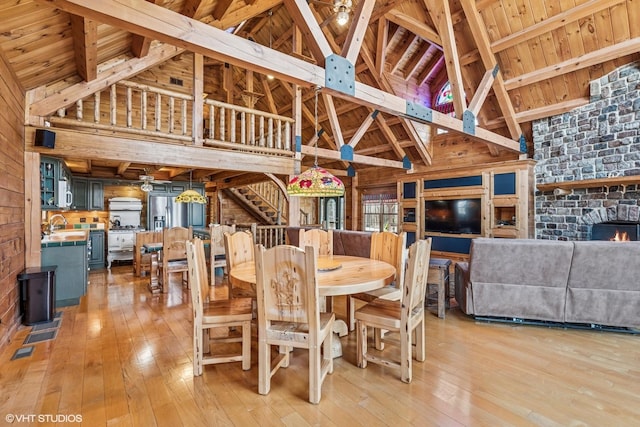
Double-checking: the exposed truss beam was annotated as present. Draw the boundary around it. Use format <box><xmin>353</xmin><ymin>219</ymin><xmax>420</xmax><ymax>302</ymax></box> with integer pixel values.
<box><xmin>29</xmin><ymin>42</ymin><xmax>183</xmax><ymax>117</ymax></box>
<box><xmin>375</xmin><ymin>18</ymin><xmax>388</xmax><ymax>76</ymax></box>
<box><xmin>340</xmin><ymin>0</ymin><xmax>375</xmax><ymax>65</ymax></box>
<box><xmin>301</xmin><ymin>145</ymin><xmax>405</xmax><ymax>169</ymax></box>
<box><xmin>41</xmin><ymin>0</ymin><xmax>521</xmax><ymax>154</ymax></box>
<box><xmin>131</xmin><ymin>0</ymin><xmax>161</xmax><ymax>58</ymax></box>
<box><xmin>423</xmin><ymin>0</ymin><xmax>466</xmax><ymax>117</ymax></box>
<box><xmin>384</xmin><ymin>10</ymin><xmax>442</xmax><ymax>47</ymax></box>
<box><xmin>69</xmin><ymin>15</ymin><xmax>97</xmax><ymax>81</ymax></box>
<box><xmin>348</xmin><ymin>110</ymin><xmax>377</xmax><ymax>149</ymax></box>
<box><xmin>460</xmin><ymin>0</ymin><xmax>522</xmax><ymax>142</ymax></box>
<box><xmin>468</xmin><ymin>67</ymin><xmax>496</xmax><ymax>116</ymax></box>
<box><xmin>322</xmin><ymin>93</ymin><xmax>345</xmax><ymax>148</ymax></box>
<box><xmin>282</xmin><ymin>0</ymin><xmax>333</xmax><ymax>64</ymax></box>
<box><xmin>504</xmin><ymin>37</ymin><xmax>640</xmax><ymax>90</ymax></box>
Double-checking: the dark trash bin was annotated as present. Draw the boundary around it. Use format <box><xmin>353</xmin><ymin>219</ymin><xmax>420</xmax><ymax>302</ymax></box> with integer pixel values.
<box><xmin>17</xmin><ymin>265</ymin><xmax>57</xmax><ymax>325</ymax></box>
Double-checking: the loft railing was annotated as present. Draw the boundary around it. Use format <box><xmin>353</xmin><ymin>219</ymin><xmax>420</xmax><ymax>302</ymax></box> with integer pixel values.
<box><xmin>45</xmin><ymin>80</ymin><xmax>294</xmax><ymax>157</ymax></box>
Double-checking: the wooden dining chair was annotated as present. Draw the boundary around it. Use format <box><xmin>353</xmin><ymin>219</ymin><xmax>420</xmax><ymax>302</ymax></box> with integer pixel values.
<box><xmin>210</xmin><ymin>224</ymin><xmax>236</xmax><ymax>282</ymax></box>
<box><xmin>298</xmin><ymin>228</ymin><xmax>333</xmax><ymax>312</ymax></box>
<box><xmin>355</xmin><ymin>238</ymin><xmax>432</xmax><ymax>383</ymax></box>
<box><xmin>186</xmin><ymin>238</ymin><xmax>252</xmax><ymax>376</ymax></box>
<box><xmin>224</xmin><ymin>230</ymin><xmax>255</xmax><ymax>298</ymax></box>
<box><xmin>347</xmin><ymin>231</ymin><xmax>407</xmax><ymax>330</ymax></box>
<box><xmin>254</xmin><ymin>244</ymin><xmax>334</xmax><ymax>404</ymax></box>
<box><xmin>298</xmin><ymin>228</ymin><xmax>333</xmax><ymax>256</ymax></box>
<box><xmin>159</xmin><ymin>226</ymin><xmax>192</xmax><ymax>293</ymax></box>
<box><xmin>134</xmin><ymin>230</ymin><xmax>163</xmax><ymax>277</ymax></box>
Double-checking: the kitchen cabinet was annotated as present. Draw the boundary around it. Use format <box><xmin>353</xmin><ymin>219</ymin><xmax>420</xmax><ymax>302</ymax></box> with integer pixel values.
<box><xmin>89</xmin><ymin>230</ymin><xmax>105</xmax><ymax>269</ymax></box>
<box><xmin>41</xmin><ymin>241</ymin><xmax>88</xmax><ymax>307</ymax></box>
<box><xmin>40</xmin><ymin>156</ymin><xmax>72</xmax><ymax>210</ymax></box>
<box><xmin>71</xmin><ymin>178</ymin><xmax>104</xmax><ymax>210</ymax></box>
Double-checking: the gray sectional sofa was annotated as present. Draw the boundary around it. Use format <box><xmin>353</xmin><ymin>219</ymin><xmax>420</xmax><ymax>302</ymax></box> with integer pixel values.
<box><xmin>455</xmin><ymin>238</ymin><xmax>640</xmax><ymax>329</ymax></box>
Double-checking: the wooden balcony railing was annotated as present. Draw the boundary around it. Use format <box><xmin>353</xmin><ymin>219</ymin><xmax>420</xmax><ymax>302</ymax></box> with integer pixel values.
<box><xmin>46</xmin><ymin>80</ymin><xmax>295</xmax><ymax>158</ymax></box>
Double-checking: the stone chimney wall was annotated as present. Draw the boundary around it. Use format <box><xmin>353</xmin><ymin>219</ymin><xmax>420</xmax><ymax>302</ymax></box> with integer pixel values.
<box><xmin>533</xmin><ymin>61</ymin><xmax>640</xmax><ymax>240</ymax></box>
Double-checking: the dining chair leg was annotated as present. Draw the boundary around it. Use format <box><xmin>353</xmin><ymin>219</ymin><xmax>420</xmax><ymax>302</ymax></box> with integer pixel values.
<box><xmin>309</xmin><ymin>345</ymin><xmax>321</xmax><ymax>404</ymax></box>
<box><xmin>242</xmin><ymin>321</ymin><xmax>251</xmax><ymax>371</ymax></box>
<box><xmin>202</xmin><ymin>328</ymin><xmax>210</xmax><ymax>354</ymax></box>
<box><xmin>324</xmin><ymin>332</ymin><xmax>334</xmax><ymax>375</ymax></box>
<box><xmin>356</xmin><ymin>320</ymin><xmax>367</xmax><ymax>368</ymax></box>
<box><xmin>193</xmin><ymin>326</ymin><xmax>203</xmax><ymax>376</ymax></box>
<box><xmin>258</xmin><ymin>339</ymin><xmax>270</xmax><ymax>395</ymax></box>
<box><xmin>401</xmin><ymin>327</ymin><xmax>411</xmax><ymax>383</ymax></box>
<box><xmin>416</xmin><ymin>318</ymin><xmax>426</xmax><ymax>362</ymax></box>
<box><xmin>374</xmin><ymin>328</ymin><xmax>384</xmax><ymax>350</ymax></box>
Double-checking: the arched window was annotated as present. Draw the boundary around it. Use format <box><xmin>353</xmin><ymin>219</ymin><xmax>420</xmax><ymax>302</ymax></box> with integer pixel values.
<box><xmin>433</xmin><ymin>81</ymin><xmax>454</xmax><ymax>134</ymax></box>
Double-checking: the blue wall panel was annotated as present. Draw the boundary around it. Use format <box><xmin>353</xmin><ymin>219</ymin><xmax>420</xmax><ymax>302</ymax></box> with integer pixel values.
<box><xmin>494</xmin><ymin>172</ymin><xmax>516</xmax><ymax>195</ymax></box>
<box><xmin>424</xmin><ymin>176</ymin><xmax>482</xmax><ymax>189</ymax></box>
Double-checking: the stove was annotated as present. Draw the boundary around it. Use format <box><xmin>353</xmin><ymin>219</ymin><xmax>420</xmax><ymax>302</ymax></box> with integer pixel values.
<box><xmin>108</xmin><ymin>197</ymin><xmax>144</xmax><ymax>268</ymax></box>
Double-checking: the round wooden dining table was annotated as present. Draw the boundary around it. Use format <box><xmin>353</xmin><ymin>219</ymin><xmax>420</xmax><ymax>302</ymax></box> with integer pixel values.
<box><xmin>228</xmin><ymin>255</ymin><xmax>396</xmax><ymax>298</ymax></box>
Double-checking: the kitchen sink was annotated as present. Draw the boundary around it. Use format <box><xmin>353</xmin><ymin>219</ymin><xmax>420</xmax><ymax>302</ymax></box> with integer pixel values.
<box><xmin>43</xmin><ymin>230</ymin><xmax>89</xmax><ymax>242</ymax></box>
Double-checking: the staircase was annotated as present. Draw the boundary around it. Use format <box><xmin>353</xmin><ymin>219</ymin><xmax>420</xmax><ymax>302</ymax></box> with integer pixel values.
<box><xmin>224</xmin><ymin>181</ymin><xmax>286</xmax><ymax>225</ymax></box>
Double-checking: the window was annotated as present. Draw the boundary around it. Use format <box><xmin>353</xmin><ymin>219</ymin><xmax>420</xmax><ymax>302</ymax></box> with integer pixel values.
<box><xmin>434</xmin><ymin>82</ymin><xmax>454</xmax><ymax>135</ymax></box>
<box><xmin>362</xmin><ymin>192</ymin><xmax>398</xmax><ymax>232</ymax></box>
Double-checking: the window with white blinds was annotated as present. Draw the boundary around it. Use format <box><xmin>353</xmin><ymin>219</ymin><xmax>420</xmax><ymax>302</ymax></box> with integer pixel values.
<box><xmin>362</xmin><ymin>192</ymin><xmax>398</xmax><ymax>232</ymax></box>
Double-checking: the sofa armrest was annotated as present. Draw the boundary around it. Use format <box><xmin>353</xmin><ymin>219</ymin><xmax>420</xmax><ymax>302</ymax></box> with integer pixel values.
<box><xmin>454</xmin><ymin>262</ymin><xmax>473</xmax><ymax>315</ymax></box>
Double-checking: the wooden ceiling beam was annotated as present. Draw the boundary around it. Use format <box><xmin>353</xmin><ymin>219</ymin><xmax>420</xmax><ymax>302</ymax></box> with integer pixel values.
<box><xmin>460</xmin><ymin>0</ymin><xmax>523</xmax><ymax>142</ymax></box>
<box><xmin>340</xmin><ymin>0</ymin><xmax>375</xmax><ymax>65</ymax></box>
<box><xmin>468</xmin><ymin>67</ymin><xmax>496</xmax><ymax>116</ymax></box>
<box><xmin>282</xmin><ymin>0</ymin><xmax>333</xmax><ymax>65</ymax></box>
<box><xmin>375</xmin><ymin>18</ymin><xmax>388</xmax><ymax>76</ymax></box>
<box><xmin>43</xmin><ymin>0</ymin><xmax>521</xmax><ymax>154</ymax></box>
<box><xmin>26</xmin><ymin>127</ymin><xmax>294</xmax><ymax>175</ymax></box>
<box><xmin>212</xmin><ymin>0</ymin><xmax>234</xmax><ymax>21</ymax></box>
<box><xmin>321</xmin><ymin>93</ymin><xmax>345</xmax><ymax>148</ymax></box>
<box><xmin>423</xmin><ymin>0</ymin><xmax>466</xmax><ymax>117</ymax></box>
<box><xmin>504</xmin><ymin>37</ymin><xmax>640</xmax><ymax>90</ymax></box>
<box><xmin>417</xmin><ymin>53</ymin><xmax>443</xmax><ymax>87</ymax></box>
<box><xmin>403</xmin><ymin>42</ymin><xmax>434</xmax><ymax>80</ymax></box>
<box><xmin>347</xmin><ymin>110</ymin><xmax>377</xmax><ymax>149</ymax></box>
<box><xmin>491</xmin><ymin>0</ymin><xmax>626</xmax><ymax>54</ymax></box>
<box><xmin>485</xmin><ymin>97</ymin><xmax>590</xmax><ymax>129</ymax></box>
<box><xmin>28</xmin><ymin>42</ymin><xmax>183</xmax><ymax>117</ymax></box>
<box><xmin>301</xmin><ymin>144</ymin><xmax>406</xmax><ymax>169</ymax></box>
<box><xmin>116</xmin><ymin>162</ymin><xmax>131</xmax><ymax>176</ymax></box>
<box><xmin>69</xmin><ymin>14</ymin><xmax>97</xmax><ymax>81</ymax></box>
<box><xmin>131</xmin><ymin>0</ymin><xmax>161</xmax><ymax>58</ymax></box>
<box><xmin>384</xmin><ymin>10</ymin><xmax>442</xmax><ymax>47</ymax></box>
<box><xmin>374</xmin><ymin>112</ymin><xmax>408</xmax><ymax>160</ymax></box>
<box><xmin>390</xmin><ymin>34</ymin><xmax>418</xmax><ymax>75</ymax></box>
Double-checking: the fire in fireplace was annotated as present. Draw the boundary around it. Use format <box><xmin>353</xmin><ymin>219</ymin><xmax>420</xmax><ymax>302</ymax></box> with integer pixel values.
<box><xmin>591</xmin><ymin>222</ymin><xmax>639</xmax><ymax>241</ymax></box>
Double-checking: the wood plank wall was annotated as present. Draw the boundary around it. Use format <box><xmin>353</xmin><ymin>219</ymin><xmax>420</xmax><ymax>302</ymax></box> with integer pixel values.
<box><xmin>0</xmin><ymin>49</ymin><xmax>25</xmax><ymax>351</ymax></box>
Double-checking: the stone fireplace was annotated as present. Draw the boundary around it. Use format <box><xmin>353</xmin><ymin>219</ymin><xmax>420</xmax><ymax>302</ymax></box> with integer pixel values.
<box><xmin>533</xmin><ymin>61</ymin><xmax>640</xmax><ymax>241</ymax></box>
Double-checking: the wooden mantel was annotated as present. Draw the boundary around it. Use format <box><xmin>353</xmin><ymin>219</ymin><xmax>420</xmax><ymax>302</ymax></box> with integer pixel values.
<box><xmin>537</xmin><ymin>175</ymin><xmax>640</xmax><ymax>192</ymax></box>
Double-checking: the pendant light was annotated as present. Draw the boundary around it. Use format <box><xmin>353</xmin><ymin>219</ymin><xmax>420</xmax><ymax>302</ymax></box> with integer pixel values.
<box><xmin>176</xmin><ymin>170</ymin><xmax>207</xmax><ymax>204</ymax></box>
<box><xmin>287</xmin><ymin>87</ymin><xmax>345</xmax><ymax>197</ymax></box>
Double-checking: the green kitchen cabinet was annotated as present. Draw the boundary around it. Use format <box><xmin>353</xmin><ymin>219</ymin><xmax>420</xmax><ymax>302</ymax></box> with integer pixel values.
<box><xmin>41</xmin><ymin>241</ymin><xmax>88</xmax><ymax>307</ymax></box>
<box><xmin>89</xmin><ymin>230</ymin><xmax>105</xmax><ymax>269</ymax></box>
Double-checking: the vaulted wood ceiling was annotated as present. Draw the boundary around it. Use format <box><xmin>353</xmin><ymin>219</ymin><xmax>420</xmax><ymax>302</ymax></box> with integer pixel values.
<box><xmin>3</xmin><ymin>0</ymin><xmax>639</xmax><ymax>183</ymax></box>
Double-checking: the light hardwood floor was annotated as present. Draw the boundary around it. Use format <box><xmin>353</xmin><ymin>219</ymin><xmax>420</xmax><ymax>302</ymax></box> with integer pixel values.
<box><xmin>1</xmin><ymin>265</ymin><xmax>639</xmax><ymax>426</ymax></box>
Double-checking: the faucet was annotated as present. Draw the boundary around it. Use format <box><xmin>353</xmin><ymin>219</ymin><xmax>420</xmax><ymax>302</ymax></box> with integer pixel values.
<box><xmin>49</xmin><ymin>213</ymin><xmax>67</xmax><ymax>234</ymax></box>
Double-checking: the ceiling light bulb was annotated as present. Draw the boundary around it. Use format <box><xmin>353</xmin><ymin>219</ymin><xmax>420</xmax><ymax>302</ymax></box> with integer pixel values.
<box><xmin>267</xmin><ymin>74</ymin><xmax>275</xmax><ymax>80</ymax></box>
<box><xmin>336</xmin><ymin>7</ymin><xmax>349</xmax><ymax>26</ymax></box>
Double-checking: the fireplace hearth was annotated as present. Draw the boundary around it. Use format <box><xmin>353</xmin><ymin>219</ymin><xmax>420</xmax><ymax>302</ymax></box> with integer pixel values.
<box><xmin>591</xmin><ymin>222</ymin><xmax>639</xmax><ymax>241</ymax></box>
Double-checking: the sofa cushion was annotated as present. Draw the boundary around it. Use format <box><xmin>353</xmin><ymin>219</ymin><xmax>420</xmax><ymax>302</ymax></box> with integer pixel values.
<box><xmin>566</xmin><ymin>241</ymin><xmax>640</xmax><ymax>328</ymax></box>
<box><xmin>469</xmin><ymin>238</ymin><xmax>574</xmax><ymax>321</ymax></box>
<box><xmin>286</xmin><ymin>227</ymin><xmax>372</xmax><ymax>258</ymax></box>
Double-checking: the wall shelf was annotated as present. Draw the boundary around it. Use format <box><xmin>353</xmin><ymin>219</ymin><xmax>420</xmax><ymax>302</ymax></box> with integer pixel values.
<box><xmin>537</xmin><ymin>176</ymin><xmax>640</xmax><ymax>192</ymax></box>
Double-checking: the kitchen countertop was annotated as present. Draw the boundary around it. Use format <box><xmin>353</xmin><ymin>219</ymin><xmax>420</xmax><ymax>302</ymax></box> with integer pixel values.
<box><xmin>41</xmin><ymin>230</ymin><xmax>89</xmax><ymax>247</ymax></box>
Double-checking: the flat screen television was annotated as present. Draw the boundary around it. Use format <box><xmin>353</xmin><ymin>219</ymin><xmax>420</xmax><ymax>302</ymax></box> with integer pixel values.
<box><xmin>424</xmin><ymin>198</ymin><xmax>482</xmax><ymax>234</ymax></box>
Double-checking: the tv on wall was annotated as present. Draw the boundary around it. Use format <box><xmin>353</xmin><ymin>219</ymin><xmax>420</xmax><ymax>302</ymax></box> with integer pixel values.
<box><xmin>424</xmin><ymin>199</ymin><xmax>482</xmax><ymax>234</ymax></box>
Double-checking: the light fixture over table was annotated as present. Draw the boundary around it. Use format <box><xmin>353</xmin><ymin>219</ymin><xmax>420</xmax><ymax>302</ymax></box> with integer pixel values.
<box><xmin>140</xmin><ymin>174</ymin><xmax>154</xmax><ymax>192</ymax></box>
<box><xmin>287</xmin><ymin>87</ymin><xmax>345</xmax><ymax>197</ymax></box>
<box><xmin>176</xmin><ymin>170</ymin><xmax>207</xmax><ymax>204</ymax></box>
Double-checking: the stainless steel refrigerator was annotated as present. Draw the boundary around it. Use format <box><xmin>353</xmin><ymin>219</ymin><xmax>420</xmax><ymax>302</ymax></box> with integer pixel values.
<box><xmin>148</xmin><ymin>195</ymin><xmax>189</xmax><ymax>230</ymax></box>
